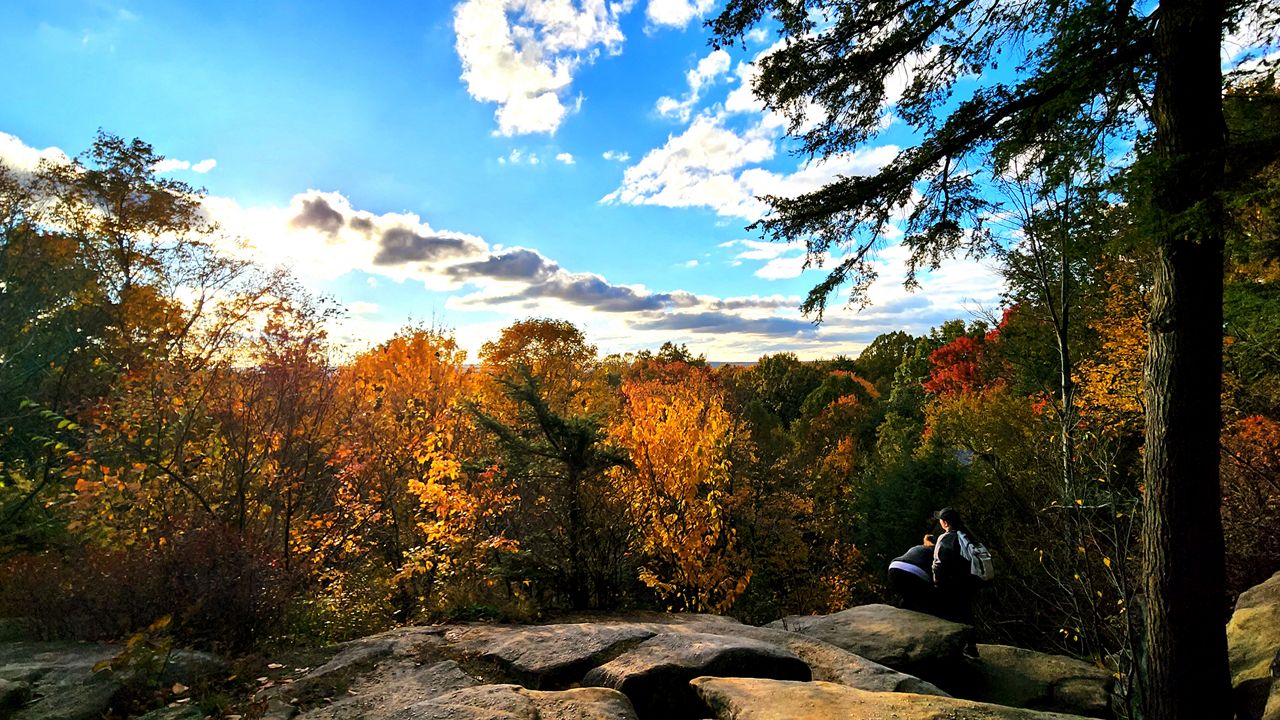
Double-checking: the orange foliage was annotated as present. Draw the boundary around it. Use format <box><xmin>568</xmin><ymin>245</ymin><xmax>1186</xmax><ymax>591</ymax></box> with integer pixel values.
<box><xmin>1076</xmin><ymin>266</ymin><xmax>1147</xmax><ymax>435</ymax></box>
<box><xmin>607</xmin><ymin>367</ymin><xmax>752</xmax><ymax>612</ymax></box>
<box><xmin>321</xmin><ymin>328</ymin><xmax>515</xmax><ymax>617</ymax></box>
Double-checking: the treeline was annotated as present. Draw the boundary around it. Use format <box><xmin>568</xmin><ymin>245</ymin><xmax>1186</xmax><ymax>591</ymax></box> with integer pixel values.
<box><xmin>1</xmin><ymin>134</ymin><xmax>1278</xmax><ymax>696</ymax></box>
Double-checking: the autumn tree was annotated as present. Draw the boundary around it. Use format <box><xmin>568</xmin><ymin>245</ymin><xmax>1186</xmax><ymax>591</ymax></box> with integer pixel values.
<box><xmin>608</xmin><ymin>366</ymin><xmax>751</xmax><ymax>612</ymax></box>
<box><xmin>0</xmin><ymin>133</ymin><xmax>283</xmax><ymax>552</ymax></box>
<box><xmin>324</xmin><ymin>327</ymin><xmax>513</xmax><ymax>623</ymax></box>
<box><xmin>709</xmin><ymin>0</ymin><xmax>1275</xmax><ymax>710</ymax></box>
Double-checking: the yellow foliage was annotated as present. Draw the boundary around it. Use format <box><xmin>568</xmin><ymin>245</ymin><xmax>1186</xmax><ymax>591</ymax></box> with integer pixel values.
<box><xmin>607</xmin><ymin>369</ymin><xmax>751</xmax><ymax>613</ymax></box>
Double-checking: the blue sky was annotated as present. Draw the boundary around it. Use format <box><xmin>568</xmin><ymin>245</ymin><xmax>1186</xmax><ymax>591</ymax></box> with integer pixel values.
<box><xmin>0</xmin><ymin>0</ymin><xmax>1012</xmax><ymax>361</ymax></box>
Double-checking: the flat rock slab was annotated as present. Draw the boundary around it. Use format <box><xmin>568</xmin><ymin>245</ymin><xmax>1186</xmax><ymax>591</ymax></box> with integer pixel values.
<box><xmin>769</xmin><ymin>604</ymin><xmax>970</xmax><ymax>680</ymax></box>
<box><xmin>692</xmin><ymin>677</ymin><xmax>1094</xmax><ymax>720</ymax></box>
<box><xmin>1230</xmin><ymin>571</ymin><xmax>1280</xmax><ymax>720</ymax></box>
<box><xmin>967</xmin><ymin>644</ymin><xmax>1112</xmax><ymax>718</ymax></box>
<box><xmin>664</xmin><ymin>621</ymin><xmax>946</xmax><ymax>697</ymax></box>
<box><xmin>0</xmin><ymin>642</ymin><xmax>121</xmax><ymax>720</ymax></box>
<box><xmin>583</xmin><ymin>631</ymin><xmax>809</xmax><ymax>719</ymax></box>
<box><xmin>387</xmin><ymin>684</ymin><xmax>637</xmax><ymax>720</ymax></box>
<box><xmin>299</xmin><ymin>660</ymin><xmax>479</xmax><ymax>720</ymax></box>
<box><xmin>286</xmin><ymin>628</ymin><xmax>445</xmax><ymax>704</ymax></box>
<box><xmin>444</xmin><ymin>624</ymin><xmax>656</xmax><ymax>689</ymax></box>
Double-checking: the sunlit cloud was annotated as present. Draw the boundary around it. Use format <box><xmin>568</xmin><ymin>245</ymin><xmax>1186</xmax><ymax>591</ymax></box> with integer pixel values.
<box><xmin>453</xmin><ymin>0</ymin><xmax>628</xmax><ymax>136</ymax></box>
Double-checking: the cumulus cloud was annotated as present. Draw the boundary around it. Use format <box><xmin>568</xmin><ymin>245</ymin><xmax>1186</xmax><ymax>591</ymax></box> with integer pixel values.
<box><xmin>601</xmin><ymin>114</ymin><xmax>776</xmax><ymax>217</ymax></box>
<box><xmin>655</xmin><ymin>48</ymin><xmax>731</xmax><ymax>122</ymax></box>
<box><xmin>602</xmin><ymin>149</ymin><xmax>631</xmax><ymax>162</ymax></box>
<box><xmin>453</xmin><ymin>0</ymin><xmax>628</xmax><ymax>136</ymax></box>
<box><xmin>605</xmin><ymin>110</ymin><xmax>897</xmax><ymax>220</ymax></box>
<box><xmin>153</xmin><ymin>157</ymin><xmax>217</xmax><ymax>174</ymax></box>
<box><xmin>555</xmin><ymin>152</ymin><xmax>575</xmax><ymax>164</ymax></box>
<box><xmin>447</xmin><ymin>248</ymin><xmax>560</xmax><ymax>281</ymax></box>
<box><xmin>289</xmin><ymin>196</ymin><xmax>345</xmax><ymax>236</ymax></box>
<box><xmin>373</xmin><ymin>227</ymin><xmax>487</xmax><ymax>266</ymax></box>
<box><xmin>645</xmin><ymin>0</ymin><xmax>716</xmax><ymax>29</ymax></box>
<box><xmin>0</xmin><ymin>132</ymin><xmax>71</xmax><ymax>173</ymax></box>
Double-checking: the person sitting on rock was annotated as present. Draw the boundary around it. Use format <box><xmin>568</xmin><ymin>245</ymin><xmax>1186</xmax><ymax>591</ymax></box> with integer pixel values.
<box><xmin>932</xmin><ymin>506</ymin><xmax>982</xmax><ymax>660</ymax></box>
<box><xmin>888</xmin><ymin>534</ymin><xmax>937</xmax><ymax>615</ymax></box>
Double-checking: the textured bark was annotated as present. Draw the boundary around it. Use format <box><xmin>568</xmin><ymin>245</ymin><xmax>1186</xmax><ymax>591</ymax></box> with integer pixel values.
<box><xmin>1141</xmin><ymin>0</ymin><xmax>1232</xmax><ymax>716</ymax></box>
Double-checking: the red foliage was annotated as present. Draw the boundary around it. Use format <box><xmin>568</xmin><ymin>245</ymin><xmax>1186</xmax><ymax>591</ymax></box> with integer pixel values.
<box><xmin>923</xmin><ymin>336</ymin><xmax>988</xmax><ymax>396</ymax></box>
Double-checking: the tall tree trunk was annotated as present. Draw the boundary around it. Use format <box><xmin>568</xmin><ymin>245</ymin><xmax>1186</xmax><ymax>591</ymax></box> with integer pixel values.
<box><xmin>1058</xmin><ymin>241</ymin><xmax>1076</xmax><ymax>497</ymax></box>
<box><xmin>1141</xmin><ymin>0</ymin><xmax>1231</xmax><ymax>716</ymax></box>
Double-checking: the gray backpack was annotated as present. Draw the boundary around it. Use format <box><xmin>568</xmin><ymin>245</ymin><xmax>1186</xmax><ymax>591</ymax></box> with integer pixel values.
<box><xmin>957</xmin><ymin>531</ymin><xmax>996</xmax><ymax>582</ymax></box>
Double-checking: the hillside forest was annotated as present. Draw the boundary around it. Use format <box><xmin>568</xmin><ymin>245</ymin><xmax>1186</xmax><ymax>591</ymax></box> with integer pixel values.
<box><xmin>1</xmin><ymin>129</ymin><xmax>1279</xmax><ymax>711</ymax></box>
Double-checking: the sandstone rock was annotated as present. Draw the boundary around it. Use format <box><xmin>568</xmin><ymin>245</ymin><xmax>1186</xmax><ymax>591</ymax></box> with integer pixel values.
<box><xmin>261</xmin><ymin>697</ymin><xmax>300</xmax><ymax>720</ymax></box>
<box><xmin>1230</xmin><ymin>570</ymin><xmax>1280</xmax><ymax>720</ymax></box>
<box><xmin>10</xmin><ymin>674</ymin><xmax>119</xmax><ymax>720</ymax></box>
<box><xmin>691</xmin><ymin>677</ymin><xmax>1094</xmax><ymax>720</ymax></box>
<box><xmin>387</xmin><ymin>684</ymin><xmax>637</xmax><ymax>720</ymax></box>
<box><xmin>161</xmin><ymin>649</ymin><xmax>228</xmax><ymax>686</ymax></box>
<box><xmin>768</xmin><ymin>604</ymin><xmax>970</xmax><ymax>682</ymax></box>
<box><xmin>133</xmin><ymin>704</ymin><xmax>206</xmax><ymax>720</ymax></box>
<box><xmin>582</xmin><ymin>631</ymin><xmax>810</xmax><ymax>719</ymax></box>
<box><xmin>287</xmin><ymin>637</ymin><xmax>399</xmax><ymax>702</ymax></box>
<box><xmin>964</xmin><ymin>644</ymin><xmax>1112</xmax><ymax>718</ymax></box>
<box><xmin>1263</xmin><ymin>649</ymin><xmax>1280</xmax><ymax>720</ymax></box>
<box><xmin>0</xmin><ymin>678</ymin><xmax>31</xmax><ymax>712</ymax></box>
<box><xmin>444</xmin><ymin>623</ymin><xmax>656</xmax><ymax>688</ymax></box>
<box><xmin>299</xmin><ymin>660</ymin><xmax>479</xmax><ymax>720</ymax></box>
<box><xmin>672</xmin><ymin>620</ymin><xmax>947</xmax><ymax>696</ymax></box>
<box><xmin>0</xmin><ymin>642</ymin><xmax>121</xmax><ymax>720</ymax></box>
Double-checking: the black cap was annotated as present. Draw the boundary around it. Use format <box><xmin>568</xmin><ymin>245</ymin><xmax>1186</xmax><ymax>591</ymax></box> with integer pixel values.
<box><xmin>934</xmin><ymin>507</ymin><xmax>961</xmax><ymax>524</ymax></box>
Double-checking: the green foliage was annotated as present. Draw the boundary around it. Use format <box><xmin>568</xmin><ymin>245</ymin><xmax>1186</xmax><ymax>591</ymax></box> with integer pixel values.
<box><xmin>738</xmin><ymin>353</ymin><xmax>824</xmax><ymax>427</ymax></box>
<box><xmin>852</xmin><ymin>450</ymin><xmax>966</xmax><ymax>569</ymax></box>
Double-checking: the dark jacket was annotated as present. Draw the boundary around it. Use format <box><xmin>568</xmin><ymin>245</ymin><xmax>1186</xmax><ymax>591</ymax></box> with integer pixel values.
<box><xmin>932</xmin><ymin>530</ymin><xmax>973</xmax><ymax>590</ymax></box>
<box><xmin>890</xmin><ymin>544</ymin><xmax>933</xmax><ymax>582</ymax></box>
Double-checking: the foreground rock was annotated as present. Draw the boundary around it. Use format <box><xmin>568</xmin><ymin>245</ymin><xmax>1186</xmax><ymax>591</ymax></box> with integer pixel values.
<box><xmin>301</xmin><ymin>660</ymin><xmax>479</xmax><ymax>720</ymax></box>
<box><xmin>583</xmin><ymin>632</ymin><xmax>810</xmax><ymax>718</ymax></box>
<box><xmin>0</xmin><ymin>642</ymin><xmax>122</xmax><ymax>720</ymax></box>
<box><xmin>1230</xmin><ymin>570</ymin><xmax>1280</xmax><ymax>720</ymax></box>
<box><xmin>691</xmin><ymin>677</ymin><xmax>1093</xmax><ymax>720</ymax></box>
<box><xmin>769</xmin><ymin>604</ymin><xmax>970</xmax><ymax>682</ymax></box>
<box><xmin>966</xmin><ymin>644</ymin><xmax>1112</xmax><ymax>718</ymax></box>
<box><xmin>387</xmin><ymin>684</ymin><xmax>637</xmax><ymax>720</ymax></box>
<box><xmin>444</xmin><ymin>623</ymin><xmax>656</xmax><ymax>689</ymax></box>
<box><xmin>716</xmin><ymin>622</ymin><xmax>946</xmax><ymax>696</ymax></box>
<box><xmin>0</xmin><ymin>641</ymin><xmax>230</xmax><ymax>720</ymax></box>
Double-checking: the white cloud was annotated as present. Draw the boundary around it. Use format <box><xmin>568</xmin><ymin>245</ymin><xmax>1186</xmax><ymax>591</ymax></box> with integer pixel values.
<box><xmin>683</xmin><ymin>259</ymin><xmax>699</xmax><ymax>268</ymax></box>
<box><xmin>153</xmin><ymin>157</ymin><xmax>217</xmax><ymax>174</ymax></box>
<box><xmin>655</xmin><ymin>48</ymin><xmax>731</xmax><ymax>122</ymax></box>
<box><xmin>602</xmin><ymin>149</ymin><xmax>631</xmax><ymax>162</ymax></box>
<box><xmin>603</xmin><ymin>110</ymin><xmax>897</xmax><ymax>220</ymax></box>
<box><xmin>347</xmin><ymin>301</ymin><xmax>380</xmax><ymax>316</ymax></box>
<box><xmin>0</xmin><ymin>132</ymin><xmax>71</xmax><ymax>172</ymax></box>
<box><xmin>555</xmin><ymin>151</ymin><xmax>575</xmax><ymax>164</ymax></box>
<box><xmin>645</xmin><ymin>0</ymin><xmax>715</xmax><ymax>29</ymax></box>
<box><xmin>499</xmin><ymin>148</ymin><xmax>542</xmax><ymax>165</ymax></box>
<box><xmin>453</xmin><ymin>0</ymin><xmax>628</xmax><ymax>136</ymax></box>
